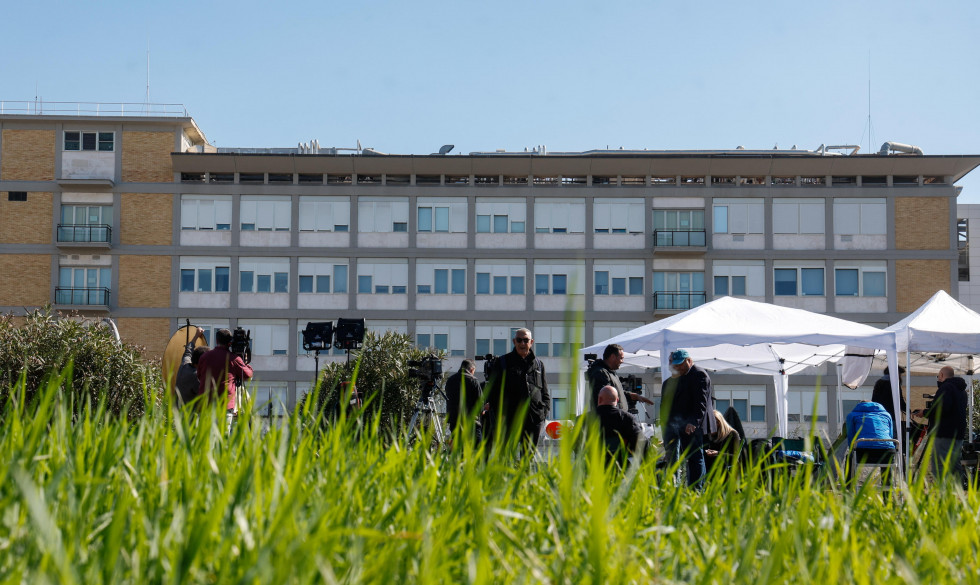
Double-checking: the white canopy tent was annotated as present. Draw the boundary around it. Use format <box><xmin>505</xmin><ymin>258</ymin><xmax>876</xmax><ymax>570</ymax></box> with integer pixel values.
<box><xmin>840</xmin><ymin>290</ymin><xmax>980</xmax><ymax>446</ymax></box>
<box><xmin>578</xmin><ymin>297</ymin><xmax>901</xmax><ymax>440</ymax></box>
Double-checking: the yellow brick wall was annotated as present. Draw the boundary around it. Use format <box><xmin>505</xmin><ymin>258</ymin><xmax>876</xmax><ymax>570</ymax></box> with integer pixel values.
<box><xmin>121</xmin><ymin>193</ymin><xmax>172</xmax><ymax>245</ymax></box>
<box><xmin>895</xmin><ymin>197</ymin><xmax>949</xmax><ymax>250</ymax></box>
<box><xmin>0</xmin><ymin>254</ymin><xmax>50</xmax><ymax>306</ymax></box>
<box><xmin>115</xmin><ymin>317</ymin><xmax>170</xmax><ymax>360</ymax></box>
<box><xmin>121</xmin><ymin>131</ymin><xmax>174</xmax><ymax>183</ymax></box>
<box><xmin>895</xmin><ymin>259</ymin><xmax>950</xmax><ymax>312</ymax></box>
<box><xmin>0</xmin><ymin>192</ymin><xmax>52</xmax><ymax>244</ymax></box>
<box><xmin>118</xmin><ymin>255</ymin><xmax>171</xmax><ymax>307</ymax></box>
<box><xmin>0</xmin><ymin>129</ymin><xmax>55</xmax><ymax>181</ymax></box>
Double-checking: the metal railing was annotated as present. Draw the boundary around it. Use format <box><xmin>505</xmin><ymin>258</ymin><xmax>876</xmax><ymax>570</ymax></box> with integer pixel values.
<box><xmin>0</xmin><ymin>101</ymin><xmax>188</xmax><ymax>117</ymax></box>
<box><xmin>653</xmin><ymin>291</ymin><xmax>706</xmax><ymax>311</ymax></box>
<box><xmin>55</xmin><ymin>287</ymin><xmax>110</xmax><ymax>306</ymax></box>
<box><xmin>653</xmin><ymin>229</ymin><xmax>707</xmax><ymax>247</ymax></box>
<box><xmin>57</xmin><ymin>224</ymin><xmax>112</xmax><ymax>243</ymax></box>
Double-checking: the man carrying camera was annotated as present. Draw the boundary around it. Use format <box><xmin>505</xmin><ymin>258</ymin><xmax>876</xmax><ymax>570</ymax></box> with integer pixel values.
<box><xmin>445</xmin><ymin>359</ymin><xmax>484</xmax><ymax>442</ymax></box>
<box><xmin>912</xmin><ymin>366</ymin><xmax>968</xmax><ymax>483</ymax></box>
<box><xmin>586</xmin><ymin>343</ymin><xmax>653</xmax><ymax>413</ymax></box>
<box><xmin>484</xmin><ymin>328</ymin><xmax>550</xmax><ymax>452</ymax></box>
<box><xmin>197</xmin><ymin>328</ymin><xmax>254</xmax><ymax>434</ymax></box>
<box><xmin>595</xmin><ymin>385</ymin><xmax>646</xmax><ymax>467</ymax></box>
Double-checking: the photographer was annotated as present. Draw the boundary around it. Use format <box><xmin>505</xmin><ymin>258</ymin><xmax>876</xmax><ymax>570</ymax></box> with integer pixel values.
<box><xmin>912</xmin><ymin>366</ymin><xmax>968</xmax><ymax>483</ymax></box>
<box><xmin>586</xmin><ymin>344</ymin><xmax>653</xmax><ymax>413</ymax></box>
<box><xmin>176</xmin><ymin>327</ymin><xmax>207</xmax><ymax>407</ymax></box>
<box><xmin>483</xmin><ymin>328</ymin><xmax>550</xmax><ymax>452</ymax></box>
<box><xmin>445</xmin><ymin>359</ymin><xmax>483</xmax><ymax>442</ymax></box>
<box><xmin>595</xmin><ymin>385</ymin><xmax>646</xmax><ymax>468</ymax></box>
<box><xmin>197</xmin><ymin>328</ymin><xmax>253</xmax><ymax>434</ymax></box>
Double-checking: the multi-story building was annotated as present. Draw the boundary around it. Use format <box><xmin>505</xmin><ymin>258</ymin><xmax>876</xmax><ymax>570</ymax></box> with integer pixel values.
<box><xmin>2</xmin><ymin>103</ymin><xmax>978</xmax><ymax>436</ymax></box>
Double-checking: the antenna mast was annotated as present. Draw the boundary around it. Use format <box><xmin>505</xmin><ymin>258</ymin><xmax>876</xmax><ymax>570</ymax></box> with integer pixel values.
<box><xmin>867</xmin><ymin>51</ymin><xmax>873</xmax><ymax>153</ymax></box>
<box><xmin>145</xmin><ymin>38</ymin><xmax>150</xmax><ymax>110</ymax></box>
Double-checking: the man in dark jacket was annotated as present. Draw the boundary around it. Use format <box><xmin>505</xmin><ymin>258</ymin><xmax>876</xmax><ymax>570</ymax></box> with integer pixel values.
<box><xmin>595</xmin><ymin>385</ymin><xmax>645</xmax><ymax>466</ymax></box>
<box><xmin>663</xmin><ymin>349</ymin><xmax>716</xmax><ymax>488</ymax></box>
<box><xmin>913</xmin><ymin>366</ymin><xmax>968</xmax><ymax>482</ymax></box>
<box><xmin>484</xmin><ymin>328</ymin><xmax>550</xmax><ymax>452</ymax></box>
<box><xmin>871</xmin><ymin>366</ymin><xmax>907</xmax><ymax>446</ymax></box>
<box><xmin>445</xmin><ymin>359</ymin><xmax>483</xmax><ymax>442</ymax></box>
<box><xmin>586</xmin><ymin>343</ymin><xmax>653</xmax><ymax>413</ymax></box>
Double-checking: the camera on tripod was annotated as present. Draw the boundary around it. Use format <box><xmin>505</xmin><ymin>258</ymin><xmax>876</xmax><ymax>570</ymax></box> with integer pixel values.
<box><xmin>620</xmin><ymin>374</ymin><xmax>643</xmax><ymax>413</ymax></box>
<box><xmin>230</xmin><ymin>327</ymin><xmax>252</xmax><ymax>364</ymax></box>
<box><xmin>408</xmin><ymin>355</ymin><xmax>444</xmax><ymax>385</ymax></box>
<box><xmin>584</xmin><ymin>353</ymin><xmax>598</xmax><ymax>366</ymax></box>
<box><xmin>922</xmin><ymin>393</ymin><xmax>935</xmax><ymax>412</ymax></box>
<box><xmin>475</xmin><ymin>353</ymin><xmax>498</xmax><ymax>383</ymax></box>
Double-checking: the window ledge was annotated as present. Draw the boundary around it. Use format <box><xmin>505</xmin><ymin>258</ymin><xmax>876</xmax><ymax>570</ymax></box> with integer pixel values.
<box><xmin>56</xmin><ymin>178</ymin><xmax>115</xmax><ymax>188</ymax></box>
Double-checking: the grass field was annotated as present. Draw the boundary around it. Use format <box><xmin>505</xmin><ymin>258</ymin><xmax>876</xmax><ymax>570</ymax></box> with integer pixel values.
<box><xmin>1</xmin><ymin>373</ymin><xmax>978</xmax><ymax>585</ymax></box>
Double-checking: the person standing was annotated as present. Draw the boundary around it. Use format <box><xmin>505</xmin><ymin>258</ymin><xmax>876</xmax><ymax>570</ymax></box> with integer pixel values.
<box><xmin>175</xmin><ymin>328</ymin><xmax>207</xmax><ymax>407</ymax></box>
<box><xmin>484</xmin><ymin>328</ymin><xmax>550</xmax><ymax>452</ymax></box>
<box><xmin>586</xmin><ymin>343</ymin><xmax>653</xmax><ymax>412</ymax></box>
<box><xmin>871</xmin><ymin>366</ymin><xmax>907</xmax><ymax>450</ymax></box>
<box><xmin>445</xmin><ymin>359</ymin><xmax>484</xmax><ymax>442</ymax></box>
<box><xmin>197</xmin><ymin>328</ymin><xmax>254</xmax><ymax>434</ymax></box>
<box><xmin>913</xmin><ymin>366</ymin><xmax>968</xmax><ymax>483</ymax></box>
<box><xmin>662</xmin><ymin>349</ymin><xmax>716</xmax><ymax>488</ymax></box>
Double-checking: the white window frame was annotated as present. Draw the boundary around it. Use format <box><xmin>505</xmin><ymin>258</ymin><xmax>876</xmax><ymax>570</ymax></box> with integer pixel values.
<box><xmin>179</xmin><ymin>257</ymin><xmax>231</xmax><ymax>293</ymax></box>
<box><xmin>773</xmin><ymin>198</ymin><xmax>825</xmax><ymax>234</ymax></box>
<box><xmin>712</xmin><ymin>198</ymin><xmax>764</xmax><ymax>234</ymax></box>
<box><xmin>833</xmin><ymin>198</ymin><xmax>887</xmax><ymax>236</ymax></box>
<box><xmin>594</xmin><ymin>199</ymin><xmax>644</xmax><ymax>234</ymax></box>
<box><xmin>476</xmin><ymin>198</ymin><xmax>526</xmax><ymax>233</ymax></box>
<box><xmin>833</xmin><ymin>261</ymin><xmax>887</xmax><ymax>297</ymax></box>
<box><xmin>475</xmin><ymin>324</ymin><xmax>524</xmax><ymax>357</ymax></box>
<box><xmin>773</xmin><ymin>262</ymin><xmax>825</xmax><ymax>297</ymax></box>
<box><xmin>416</xmin><ymin>197</ymin><xmax>467</xmax><ymax>233</ymax></box>
<box><xmin>534</xmin><ymin>198</ymin><xmax>586</xmax><ymax>234</ymax></box>
<box><xmin>239</xmin><ymin>258</ymin><xmax>290</xmax><ymax>294</ymax></box>
<box><xmin>712</xmin><ymin>260</ymin><xmax>765</xmax><ymax>298</ymax></box>
<box><xmin>415</xmin><ymin>321</ymin><xmax>467</xmax><ymax>357</ymax></box>
<box><xmin>298</xmin><ymin>196</ymin><xmax>351</xmax><ymax>232</ymax></box>
<box><xmin>358</xmin><ymin>197</ymin><xmax>409</xmax><ymax>233</ymax></box>
<box><xmin>416</xmin><ymin>260</ymin><xmax>467</xmax><ymax>295</ymax></box>
<box><xmin>593</xmin><ymin>262</ymin><xmax>644</xmax><ymax>296</ymax></box>
<box><xmin>252</xmin><ymin>381</ymin><xmax>289</xmax><ymax>417</ymax></box>
<box><xmin>240</xmin><ymin>196</ymin><xmax>291</xmax><ymax>232</ymax></box>
<box><xmin>475</xmin><ymin>260</ymin><xmax>525</xmax><ymax>296</ymax></box>
<box><xmin>532</xmin><ymin>323</ymin><xmax>580</xmax><ymax>358</ymax></box>
<box><xmin>533</xmin><ymin>262</ymin><xmax>585</xmax><ymax>295</ymax></box>
<box><xmin>357</xmin><ymin>260</ymin><xmax>409</xmax><ymax>294</ymax></box>
<box><xmin>64</xmin><ymin>130</ymin><xmax>114</xmax><ymax>152</ymax></box>
<box><xmin>239</xmin><ymin>320</ymin><xmax>290</xmax><ymax>357</ymax></box>
<box><xmin>297</xmin><ymin>258</ymin><xmax>348</xmax><ymax>294</ymax></box>
<box><xmin>181</xmin><ymin>196</ymin><xmax>233</xmax><ymax>231</ymax></box>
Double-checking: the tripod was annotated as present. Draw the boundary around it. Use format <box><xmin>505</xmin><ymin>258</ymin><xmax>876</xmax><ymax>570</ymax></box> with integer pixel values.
<box><xmin>407</xmin><ymin>380</ymin><xmax>446</xmax><ymax>448</ymax></box>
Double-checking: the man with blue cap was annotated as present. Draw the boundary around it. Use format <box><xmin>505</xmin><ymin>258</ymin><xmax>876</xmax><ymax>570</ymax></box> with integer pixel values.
<box><xmin>663</xmin><ymin>349</ymin><xmax>716</xmax><ymax>488</ymax></box>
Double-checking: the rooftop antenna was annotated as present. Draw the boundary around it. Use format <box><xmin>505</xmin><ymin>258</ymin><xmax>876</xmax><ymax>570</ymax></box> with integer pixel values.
<box><xmin>145</xmin><ymin>37</ymin><xmax>150</xmax><ymax>111</ymax></box>
<box><xmin>866</xmin><ymin>51</ymin><xmax>874</xmax><ymax>153</ymax></box>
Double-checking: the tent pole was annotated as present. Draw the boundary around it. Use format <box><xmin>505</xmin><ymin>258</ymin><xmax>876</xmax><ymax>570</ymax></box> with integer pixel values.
<box><xmin>905</xmin><ymin>351</ymin><xmax>912</xmax><ymax>472</ymax></box>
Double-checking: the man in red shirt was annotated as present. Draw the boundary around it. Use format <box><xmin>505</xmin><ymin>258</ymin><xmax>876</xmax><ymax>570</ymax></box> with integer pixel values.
<box><xmin>197</xmin><ymin>328</ymin><xmax>253</xmax><ymax>434</ymax></box>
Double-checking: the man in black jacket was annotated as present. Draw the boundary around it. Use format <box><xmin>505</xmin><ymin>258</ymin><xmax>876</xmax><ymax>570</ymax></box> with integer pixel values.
<box><xmin>913</xmin><ymin>366</ymin><xmax>968</xmax><ymax>483</ymax></box>
<box><xmin>445</xmin><ymin>359</ymin><xmax>483</xmax><ymax>442</ymax></box>
<box><xmin>663</xmin><ymin>349</ymin><xmax>716</xmax><ymax>488</ymax></box>
<box><xmin>484</xmin><ymin>328</ymin><xmax>550</xmax><ymax>452</ymax></box>
<box><xmin>595</xmin><ymin>385</ymin><xmax>645</xmax><ymax>466</ymax></box>
<box><xmin>871</xmin><ymin>366</ymin><xmax>907</xmax><ymax>447</ymax></box>
<box><xmin>586</xmin><ymin>343</ymin><xmax>653</xmax><ymax>413</ymax></box>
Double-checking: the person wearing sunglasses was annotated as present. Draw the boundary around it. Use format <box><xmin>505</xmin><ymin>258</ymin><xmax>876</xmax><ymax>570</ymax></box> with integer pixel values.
<box><xmin>483</xmin><ymin>328</ymin><xmax>550</xmax><ymax>453</ymax></box>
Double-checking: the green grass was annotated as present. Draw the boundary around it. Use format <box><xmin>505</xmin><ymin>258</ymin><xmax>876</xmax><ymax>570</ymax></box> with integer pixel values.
<box><xmin>1</xmin><ymin>373</ymin><xmax>979</xmax><ymax>584</ymax></box>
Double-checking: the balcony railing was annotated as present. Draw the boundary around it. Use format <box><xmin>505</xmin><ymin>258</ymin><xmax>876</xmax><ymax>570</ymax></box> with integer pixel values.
<box><xmin>57</xmin><ymin>224</ymin><xmax>112</xmax><ymax>244</ymax></box>
<box><xmin>55</xmin><ymin>287</ymin><xmax>110</xmax><ymax>307</ymax></box>
<box><xmin>654</xmin><ymin>291</ymin><xmax>706</xmax><ymax>311</ymax></box>
<box><xmin>653</xmin><ymin>229</ymin><xmax>706</xmax><ymax>247</ymax></box>
<box><xmin>0</xmin><ymin>101</ymin><xmax>188</xmax><ymax>117</ymax></box>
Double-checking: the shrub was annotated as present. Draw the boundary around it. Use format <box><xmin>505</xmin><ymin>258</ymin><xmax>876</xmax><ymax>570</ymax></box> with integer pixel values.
<box><xmin>303</xmin><ymin>330</ymin><xmax>447</xmax><ymax>433</ymax></box>
<box><xmin>0</xmin><ymin>308</ymin><xmax>161</xmax><ymax>420</ymax></box>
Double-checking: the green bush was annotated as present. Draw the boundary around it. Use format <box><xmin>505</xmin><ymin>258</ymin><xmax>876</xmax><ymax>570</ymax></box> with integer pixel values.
<box><xmin>304</xmin><ymin>330</ymin><xmax>447</xmax><ymax>433</ymax></box>
<box><xmin>0</xmin><ymin>308</ymin><xmax>161</xmax><ymax>420</ymax></box>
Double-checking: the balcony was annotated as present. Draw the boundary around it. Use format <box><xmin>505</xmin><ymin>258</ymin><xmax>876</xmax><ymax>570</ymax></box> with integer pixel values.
<box><xmin>654</xmin><ymin>291</ymin><xmax>706</xmax><ymax>312</ymax></box>
<box><xmin>55</xmin><ymin>287</ymin><xmax>110</xmax><ymax>308</ymax></box>
<box><xmin>653</xmin><ymin>229</ymin><xmax>707</xmax><ymax>248</ymax></box>
<box><xmin>57</xmin><ymin>224</ymin><xmax>112</xmax><ymax>246</ymax></box>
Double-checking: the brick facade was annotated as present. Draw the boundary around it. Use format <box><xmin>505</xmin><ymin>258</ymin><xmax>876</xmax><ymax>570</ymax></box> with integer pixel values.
<box><xmin>118</xmin><ymin>255</ymin><xmax>171</xmax><ymax>307</ymax></box>
<box><xmin>0</xmin><ymin>254</ymin><xmax>51</xmax><ymax>306</ymax></box>
<box><xmin>895</xmin><ymin>259</ymin><xmax>950</xmax><ymax>312</ymax></box>
<box><xmin>121</xmin><ymin>131</ymin><xmax>174</xmax><ymax>183</ymax></box>
<box><xmin>121</xmin><ymin>193</ymin><xmax>172</xmax><ymax>245</ymax></box>
<box><xmin>1</xmin><ymin>129</ymin><xmax>55</xmax><ymax>181</ymax></box>
<box><xmin>0</xmin><ymin>192</ymin><xmax>52</xmax><ymax>244</ymax></box>
<box><xmin>115</xmin><ymin>317</ymin><xmax>170</xmax><ymax>359</ymax></box>
<box><xmin>895</xmin><ymin>196</ymin><xmax>950</xmax><ymax>250</ymax></box>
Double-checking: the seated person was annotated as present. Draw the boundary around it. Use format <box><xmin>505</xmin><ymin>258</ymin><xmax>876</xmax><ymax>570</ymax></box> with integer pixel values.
<box><xmin>704</xmin><ymin>409</ymin><xmax>741</xmax><ymax>473</ymax></box>
<box><xmin>845</xmin><ymin>400</ymin><xmax>896</xmax><ymax>465</ymax></box>
<box><xmin>594</xmin><ymin>385</ymin><xmax>646</xmax><ymax>466</ymax></box>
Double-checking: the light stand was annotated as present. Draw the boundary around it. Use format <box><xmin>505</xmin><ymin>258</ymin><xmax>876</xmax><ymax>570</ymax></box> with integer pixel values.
<box><xmin>334</xmin><ymin>318</ymin><xmax>366</xmax><ymax>368</ymax></box>
<box><xmin>302</xmin><ymin>321</ymin><xmax>335</xmax><ymax>389</ymax></box>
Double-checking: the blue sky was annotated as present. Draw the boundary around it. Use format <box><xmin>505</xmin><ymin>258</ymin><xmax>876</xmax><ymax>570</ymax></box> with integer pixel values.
<box><xmin>3</xmin><ymin>1</ymin><xmax>979</xmax><ymax>199</ymax></box>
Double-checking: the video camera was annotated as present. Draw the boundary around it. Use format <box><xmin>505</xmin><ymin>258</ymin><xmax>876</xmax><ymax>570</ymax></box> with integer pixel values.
<box><xmin>230</xmin><ymin>327</ymin><xmax>252</xmax><ymax>364</ymax></box>
<box><xmin>408</xmin><ymin>355</ymin><xmax>443</xmax><ymax>385</ymax></box>
<box><xmin>922</xmin><ymin>393</ymin><xmax>935</xmax><ymax>413</ymax></box>
<box><xmin>620</xmin><ymin>374</ymin><xmax>643</xmax><ymax>413</ymax></box>
<box><xmin>475</xmin><ymin>353</ymin><xmax>498</xmax><ymax>383</ymax></box>
<box><xmin>584</xmin><ymin>353</ymin><xmax>598</xmax><ymax>367</ymax></box>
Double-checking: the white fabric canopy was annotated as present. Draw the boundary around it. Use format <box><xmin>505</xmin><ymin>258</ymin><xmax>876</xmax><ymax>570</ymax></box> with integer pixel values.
<box><xmin>578</xmin><ymin>296</ymin><xmax>900</xmax><ymax>438</ymax></box>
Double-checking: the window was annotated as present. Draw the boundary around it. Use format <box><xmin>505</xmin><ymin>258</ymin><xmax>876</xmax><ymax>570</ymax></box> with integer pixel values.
<box><xmin>298</xmin><ymin>197</ymin><xmax>351</xmax><ymax>232</ymax></box>
<box><xmin>181</xmin><ymin>196</ymin><xmax>232</xmax><ymax>231</ymax></box>
<box><xmin>239</xmin><ymin>321</ymin><xmax>289</xmax><ymax>357</ymax></box>
<box><xmin>594</xmin><ymin>200</ymin><xmax>644</xmax><ymax>234</ymax></box>
<box><xmin>416</xmin><ymin>322</ymin><xmax>466</xmax><ymax>356</ymax></box>
<box><xmin>241</xmin><ymin>197</ymin><xmax>291</xmax><ymax>231</ymax></box>
<box><xmin>475</xmin><ymin>324</ymin><xmax>523</xmax><ymax>357</ymax></box>
<box><xmin>714</xmin><ymin>275</ymin><xmax>746</xmax><ymax>296</ymax></box>
<box><xmin>239</xmin><ymin>259</ymin><xmax>290</xmax><ymax>293</ymax></box>
<box><xmin>534</xmin><ymin>199</ymin><xmax>585</xmax><ymax>234</ymax></box>
<box><xmin>833</xmin><ymin>198</ymin><xmax>886</xmax><ymax>235</ymax></box>
<box><xmin>298</xmin><ymin>260</ymin><xmax>347</xmax><ymax>294</ymax></box>
<box><xmin>774</xmin><ymin>267</ymin><xmax>824</xmax><ymax>296</ymax></box>
<box><xmin>653</xmin><ymin>272</ymin><xmax>705</xmax><ymax>309</ymax></box>
<box><xmin>834</xmin><ymin>264</ymin><xmax>886</xmax><ymax>297</ymax></box>
<box><xmin>653</xmin><ymin>209</ymin><xmax>706</xmax><ymax>245</ymax></box>
<box><xmin>417</xmin><ymin>262</ymin><xmax>466</xmax><ymax>295</ymax></box>
<box><xmin>535</xmin><ymin>274</ymin><xmax>568</xmax><ymax>295</ymax></box>
<box><xmin>772</xmin><ymin>198</ymin><xmax>825</xmax><ymax>234</ymax></box>
<box><xmin>476</xmin><ymin>198</ymin><xmax>526</xmax><ymax>233</ymax></box>
<box><xmin>712</xmin><ymin>260</ymin><xmax>764</xmax><ymax>298</ymax></box>
<box><xmin>533</xmin><ymin>323</ymin><xmax>580</xmax><ymax>358</ymax></box>
<box><xmin>712</xmin><ymin>199</ymin><xmax>764</xmax><ymax>234</ymax></box>
<box><xmin>7</xmin><ymin>192</ymin><xmax>27</xmax><ymax>202</ymax></box>
<box><xmin>416</xmin><ymin>198</ymin><xmax>466</xmax><ymax>233</ymax></box>
<box><xmin>959</xmin><ymin>218</ymin><xmax>970</xmax><ymax>282</ymax></box>
<box><xmin>358</xmin><ymin>198</ymin><xmax>409</xmax><ymax>233</ymax></box>
<box><xmin>58</xmin><ymin>205</ymin><xmax>112</xmax><ymax>242</ymax></box>
<box><xmin>475</xmin><ymin>261</ymin><xmax>525</xmax><ymax>295</ymax></box>
<box><xmin>357</xmin><ymin>261</ymin><xmax>408</xmax><ymax>294</ymax></box>
<box><xmin>253</xmin><ymin>382</ymin><xmax>289</xmax><ymax>417</ymax></box>
<box><xmin>594</xmin><ymin>263</ymin><xmax>644</xmax><ymax>296</ymax></box>
<box><xmin>64</xmin><ymin>131</ymin><xmax>113</xmax><ymax>152</ymax></box>
<box><xmin>179</xmin><ymin>258</ymin><xmax>230</xmax><ymax>293</ymax></box>
<box><xmin>56</xmin><ymin>266</ymin><xmax>111</xmax><ymax>305</ymax></box>
<box><xmin>533</xmin><ymin>262</ymin><xmax>585</xmax><ymax>296</ymax></box>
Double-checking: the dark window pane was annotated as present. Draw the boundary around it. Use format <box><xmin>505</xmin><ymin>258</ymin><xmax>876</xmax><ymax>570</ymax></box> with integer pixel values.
<box><xmin>240</xmin><ymin>271</ymin><xmax>254</xmax><ymax>292</ymax></box>
<box><xmin>476</xmin><ymin>273</ymin><xmax>490</xmax><ymax>294</ymax></box>
<box><xmin>316</xmin><ymin>275</ymin><xmax>331</xmax><ymax>293</ymax></box>
<box><xmin>299</xmin><ymin>275</ymin><xmax>314</xmax><ymax>293</ymax></box>
<box><xmin>274</xmin><ymin>272</ymin><xmax>288</xmax><ymax>293</ymax></box>
<box><xmin>257</xmin><ymin>274</ymin><xmax>272</xmax><ymax>293</ymax></box>
<box><xmin>535</xmin><ymin>274</ymin><xmax>549</xmax><ymax>294</ymax></box>
<box><xmin>434</xmin><ymin>269</ymin><xmax>448</xmax><ymax>294</ymax></box>
<box><xmin>82</xmin><ymin>132</ymin><xmax>97</xmax><ymax>151</ymax></box>
<box><xmin>215</xmin><ymin>267</ymin><xmax>230</xmax><ymax>292</ymax></box>
<box><xmin>552</xmin><ymin>274</ymin><xmax>567</xmax><ymax>295</ymax></box>
<box><xmin>451</xmin><ymin>269</ymin><xmax>465</xmax><ymax>294</ymax></box>
<box><xmin>180</xmin><ymin>269</ymin><xmax>195</xmax><ymax>292</ymax></box>
<box><xmin>774</xmin><ymin>269</ymin><xmax>796</xmax><ymax>296</ymax></box>
<box><xmin>493</xmin><ymin>276</ymin><xmax>507</xmax><ymax>295</ymax></box>
<box><xmin>612</xmin><ymin>278</ymin><xmax>626</xmax><ymax>295</ymax></box>
<box><xmin>511</xmin><ymin>276</ymin><xmax>524</xmax><ymax>295</ymax></box>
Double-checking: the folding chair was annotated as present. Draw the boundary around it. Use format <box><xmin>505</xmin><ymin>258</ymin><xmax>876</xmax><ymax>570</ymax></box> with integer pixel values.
<box><xmin>847</xmin><ymin>438</ymin><xmax>904</xmax><ymax>488</ymax></box>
